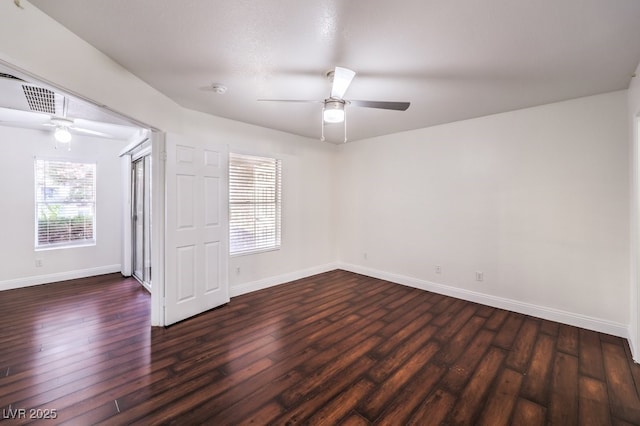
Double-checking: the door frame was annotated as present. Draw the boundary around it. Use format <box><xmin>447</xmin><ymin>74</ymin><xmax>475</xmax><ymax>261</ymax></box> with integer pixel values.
<box><xmin>150</xmin><ymin>131</ymin><xmax>166</xmax><ymax>326</ymax></box>
<box><xmin>120</xmin><ymin>132</ymin><xmax>165</xmax><ymax>326</ymax></box>
<box><xmin>632</xmin><ymin>115</ymin><xmax>640</xmax><ymax>362</ymax></box>
<box><xmin>121</xmin><ymin>138</ymin><xmax>151</xmax><ymax>281</ymax></box>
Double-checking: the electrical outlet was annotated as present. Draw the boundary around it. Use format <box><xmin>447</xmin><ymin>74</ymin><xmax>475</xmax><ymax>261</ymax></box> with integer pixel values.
<box><xmin>435</xmin><ymin>265</ymin><xmax>442</xmax><ymax>274</ymax></box>
<box><xmin>35</xmin><ymin>259</ymin><xmax>43</xmax><ymax>268</ymax></box>
<box><xmin>363</xmin><ymin>252</ymin><xmax>368</xmax><ymax>260</ymax></box>
<box><xmin>475</xmin><ymin>271</ymin><xmax>484</xmax><ymax>282</ymax></box>
<box><xmin>236</xmin><ymin>267</ymin><xmax>240</xmax><ymax>275</ymax></box>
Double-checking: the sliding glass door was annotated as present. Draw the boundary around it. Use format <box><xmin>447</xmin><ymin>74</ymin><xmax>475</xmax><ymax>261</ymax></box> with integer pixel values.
<box><xmin>132</xmin><ymin>155</ymin><xmax>152</xmax><ymax>288</ymax></box>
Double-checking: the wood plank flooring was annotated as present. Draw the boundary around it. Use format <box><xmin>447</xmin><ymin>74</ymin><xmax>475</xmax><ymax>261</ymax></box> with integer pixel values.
<box><xmin>1</xmin><ymin>269</ymin><xmax>640</xmax><ymax>425</ymax></box>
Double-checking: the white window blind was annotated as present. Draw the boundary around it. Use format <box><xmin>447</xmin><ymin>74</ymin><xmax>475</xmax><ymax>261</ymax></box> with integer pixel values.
<box><xmin>229</xmin><ymin>153</ymin><xmax>281</xmax><ymax>255</ymax></box>
<box><xmin>35</xmin><ymin>159</ymin><xmax>96</xmax><ymax>248</ymax></box>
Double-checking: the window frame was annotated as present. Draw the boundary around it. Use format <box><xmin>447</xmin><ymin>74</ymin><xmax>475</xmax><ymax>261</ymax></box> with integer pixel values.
<box><xmin>34</xmin><ymin>157</ymin><xmax>97</xmax><ymax>251</ymax></box>
<box><xmin>228</xmin><ymin>152</ymin><xmax>282</xmax><ymax>257</ymax></box>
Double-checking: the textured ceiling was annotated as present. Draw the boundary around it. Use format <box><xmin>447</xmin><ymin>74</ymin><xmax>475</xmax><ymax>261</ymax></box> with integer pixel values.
<box><xmin>29</xmin><ymin>0</ymin><xmax>640</xmax><ymax>143</ymax></box>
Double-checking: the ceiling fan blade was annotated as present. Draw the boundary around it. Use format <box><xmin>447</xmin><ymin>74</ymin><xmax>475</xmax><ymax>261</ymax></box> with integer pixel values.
<box><xmin>70</xmin><ymin>126</ymin><xmax>111</xmax><ymax>137</ymax></box>
<box><xmin>72</xmin><ymin>118</ymin><xmax>140</xmax><ymax>139</ymax></box>
<box><xmin>0</xmin><ymin>106</ymin><xmax>51</xmax><ymax>124</ymax></box>
<box><xmin>0</xmin><ymin>121</ymin><xmax>50</xmax><ymax>132</ymax></box>
<box><xmin>349</xmin><ymin>100</ymin><xmax>410</xmax><ymax>111</ymax></box>
<box><xmin>331</xmin><ymin>67</ymin><xmax>356</xmax><ymax>99</ymax></box>
<box><xmin>258</xmin><ymin>99</ymin><xmax>323</xmax><ymax>103</ymax></box>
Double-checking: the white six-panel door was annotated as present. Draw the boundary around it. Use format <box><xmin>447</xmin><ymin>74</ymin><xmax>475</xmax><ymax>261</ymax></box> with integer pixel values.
<box><xmin>164</xmin><ymin>134</ymin><xmax>229</xmax><ymax>325</ymax></box>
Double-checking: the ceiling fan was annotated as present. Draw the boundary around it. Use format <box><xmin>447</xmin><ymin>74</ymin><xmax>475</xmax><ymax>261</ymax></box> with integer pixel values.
<box><xmin>0</xmin><ymin>105</ymin><xmax>112</xmax><ymax>150</ymax></box>
<box><xmin>258</xmin><ymin>67</ymin><xmax>410</xmax><ymax>142</ymax></box>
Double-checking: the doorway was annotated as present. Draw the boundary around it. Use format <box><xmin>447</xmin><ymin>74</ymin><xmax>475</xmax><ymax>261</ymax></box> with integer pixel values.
<box><xmin>132</xmin><ymin>153</ymin><xmax>152</xmax><ymax>291</ymax></box>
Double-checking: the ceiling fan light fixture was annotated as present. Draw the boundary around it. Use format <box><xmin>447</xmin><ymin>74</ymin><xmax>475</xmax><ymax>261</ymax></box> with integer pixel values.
<box><xmin>54</xmin><ymin>126</ymin><xmax>72</xmax><ymax>143</ymax></box>
<box><xmin>323</xmin><ymin>100</ymin><xmax>345</xmax><ymax>123</ymax></box>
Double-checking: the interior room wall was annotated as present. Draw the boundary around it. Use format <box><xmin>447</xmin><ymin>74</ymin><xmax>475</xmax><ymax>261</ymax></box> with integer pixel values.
<box><xmin>0</xmin><ymin>1</ymin><xmax>339</xmax><ymax>295</ymax></box>
<box><xmin>180</xmin><ymin>109</ymin><xmax>338</xmax><ymax>295</ymax></box>
<box><xmin>0</xmin><ymin>126</ymin><xmax>128</xmax><ymax>290</ymax></box>
<box><xmin>628</xmin><ymin>64</ymin><xmax>640</xmax><ymax>360</ymax></box>
<box><xmin>337</xmin><ymin>91</ymin><xmax>631</xmax><ymax>336</ymax></box>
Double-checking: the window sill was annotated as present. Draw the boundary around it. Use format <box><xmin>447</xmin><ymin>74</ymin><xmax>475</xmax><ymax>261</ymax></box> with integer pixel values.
<box><xmin>35</xmin><ymin>241</ymin><xmax>96</xmax><ymax>252</ymax></box>
<box><xmin>230</xmin><ymin>246</ymin><xmax>281</xmax><ymax>258</ymax></box>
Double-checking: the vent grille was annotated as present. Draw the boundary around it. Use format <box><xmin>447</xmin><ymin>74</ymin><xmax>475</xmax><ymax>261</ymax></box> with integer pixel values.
<box><xmin>0</xmin><ymin>73</ymin><xmax>23</xmax><ymax>81</ymax></box>
<box><xmin>22</xmin><ymin>85</ymin><xmax>56</xmax><ymax>114</ymax></box>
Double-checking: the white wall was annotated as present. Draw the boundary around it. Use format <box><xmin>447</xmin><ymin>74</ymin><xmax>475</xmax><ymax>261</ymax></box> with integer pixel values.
<box><xmin>0</xmin><ymin>1</ymin><xmax>338</xmax><ymax>295</ymax></box>
<box><xmin>338</xmin><ymin>91</ymin><xmax>630</xmax><ymax>335</ymax></box>
<box><xmin>179</xmin><ymin>109</ymin><xmax>338</xmax><ymax>295</ymax></box>
<box><xmin>628</xmin><ymin>64</ymin><xmax>640</xmax><ymax>360</ymax></box>
<box><xmin>0</xmin><ymin>126</ymin><xmax>128</xmax><ymax>289</ymax></box>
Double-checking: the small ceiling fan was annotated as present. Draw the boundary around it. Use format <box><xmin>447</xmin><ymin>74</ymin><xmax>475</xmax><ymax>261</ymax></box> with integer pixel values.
<box><xmin>259</xmin><ymin>67</ymin><xmax>410</xmax><ymax>142</ymax></box>
<box><xmin>0</xmin><ymin>106</ymin><xmax>111</xmax><ymax>150</ymax></box>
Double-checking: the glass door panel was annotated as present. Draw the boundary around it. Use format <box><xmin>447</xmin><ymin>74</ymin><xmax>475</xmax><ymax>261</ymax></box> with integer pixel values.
<box><xmin>132</xmin><ymin>156</ymin><xmax>151</xmax><ymax>287</ymax></box>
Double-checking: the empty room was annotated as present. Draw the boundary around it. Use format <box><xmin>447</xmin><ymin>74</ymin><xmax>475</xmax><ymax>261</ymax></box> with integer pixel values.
<box><xmin>1</xmin><ymin>1</ymin><xmax>640</xmax><ymax>424</ymax></box>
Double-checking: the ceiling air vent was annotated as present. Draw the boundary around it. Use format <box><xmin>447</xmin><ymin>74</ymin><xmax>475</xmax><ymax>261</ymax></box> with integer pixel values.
<box><xmin>22</xmin><ymin>85</ymin><xmax>56</xmax><ymax>114</ymax></box>
<box><xmin>0</xmin><ymin>73</ymin><xmax>23</xmax><ymax>81</ymax></box>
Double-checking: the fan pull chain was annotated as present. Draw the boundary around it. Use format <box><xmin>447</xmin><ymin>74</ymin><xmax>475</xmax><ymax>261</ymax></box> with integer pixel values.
<box><xmin>343</xmin><ymin>107</ymin><xmax>347</xmax><ymax>143</ymax></box>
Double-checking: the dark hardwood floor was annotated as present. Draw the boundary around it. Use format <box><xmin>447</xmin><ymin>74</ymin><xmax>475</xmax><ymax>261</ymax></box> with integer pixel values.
<box><xmin>1</xmin><ymin>270</ymin><xmax>640</xmax><ymax>425</ymax></box>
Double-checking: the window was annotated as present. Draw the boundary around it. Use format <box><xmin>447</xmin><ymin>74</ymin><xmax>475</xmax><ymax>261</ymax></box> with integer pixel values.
<box><xmin>35</xmin><ymin>159</ymin><xmax>96</xmax><ymax>249</ymax></box>
<box><xmin>229</xmin><ymin>153</ymin><xmax>281</xmax><ymax>255</ymax></box>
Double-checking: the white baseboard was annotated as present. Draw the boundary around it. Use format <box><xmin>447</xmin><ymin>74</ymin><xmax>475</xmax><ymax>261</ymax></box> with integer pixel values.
<box><xmin>230</xmin><ymin>262</ymin><xmax>340</xmax><ymax>297</ymax></box>
<box><xmin>339</xmin><ymin>262</ymin><xmax>629</xmax><ymax>339</ymax></box>
<box><xmin>0</xmin><ymin>264</ymin><xmax>122</xmax><ymax>291</ymax></box>
<box><xmin>628</xmin><ymin>326</ymin><xmax>640</xmax><ymax>364</ymax></box>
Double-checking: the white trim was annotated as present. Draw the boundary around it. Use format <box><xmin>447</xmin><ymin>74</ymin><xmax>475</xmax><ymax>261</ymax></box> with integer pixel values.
<box><xmin>631</xmin><ymin>113</ymin><xmax>640</xmax><ymax>363</ymax></box>
<box><xmin>629</xmin><ymin>325</ymin><xmax>639</xmax><ymax>363</ymax></box>
<box><xmin>34</xmin><ymin>241</ymin><xmax>96</xmax><ymax>251</ymax></box>
<box><xmin>230</xmin><ymin>262</ymin><xmax>340</xmax><ymax>297</ymax></box>
<box><xmin>121</xmin><ymin>155</ymin><xmax>133</xmax><ymax>277</ymax></box>
<box><xmin>338</xmin><ymin>262</ymin><xmax>629</xmax><ymax>339</ymax></box>
<box><xmin>119</xmin><ymin>134</ymin><xmax>151</xmax><ymax>158</ymax></box>
<box><xmin>150</xmin><ymin>131</ymin><xmax>165</xmax><ymax>327</ymax></box>
<box><xmin>230</xmin><ymin>246</ymin><xmax>280</xmax><ymax>258</ymax></box>
<box><xmin>0</xmin><ymin>264</ymin><xmax>121</xmax><ymax>291</ymax></box>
